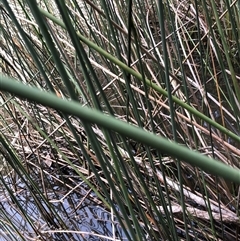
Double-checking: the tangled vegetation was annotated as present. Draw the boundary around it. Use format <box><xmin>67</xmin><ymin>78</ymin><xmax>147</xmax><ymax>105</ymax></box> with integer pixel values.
<box><xmin>0</xmin><ymin>0</ymin><xmax>240</xmax><ymax>240</ymax></box>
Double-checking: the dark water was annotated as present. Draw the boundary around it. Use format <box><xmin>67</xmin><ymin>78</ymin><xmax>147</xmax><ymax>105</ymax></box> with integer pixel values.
<box><xmin>0</xmin><ymin>175</ymin><xmax>128</xmax><ymax>241</ymax></box>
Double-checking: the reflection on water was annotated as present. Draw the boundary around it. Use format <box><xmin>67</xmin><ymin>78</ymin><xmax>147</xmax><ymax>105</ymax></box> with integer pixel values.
<box><xmin>0</xmin><ymin>175</ymin><xmax>128</xmax><ymax>241</ymax></box>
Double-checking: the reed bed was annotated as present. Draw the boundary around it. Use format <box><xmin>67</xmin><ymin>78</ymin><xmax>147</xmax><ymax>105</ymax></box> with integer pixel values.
<box><xmin>0</xmin><ymin>0</ymin><xmax>240</xmax><ymax>240</ymax></box>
